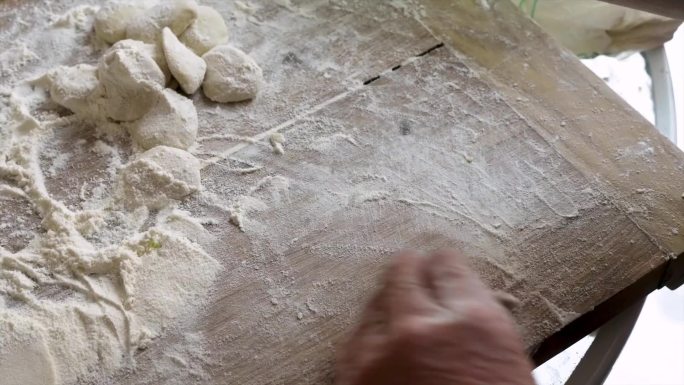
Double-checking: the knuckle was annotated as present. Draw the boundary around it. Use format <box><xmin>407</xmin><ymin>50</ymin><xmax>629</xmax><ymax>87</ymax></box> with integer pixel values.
<box><xmin>458</xmin><ymin>302</ymin><xmax>509</xmax><ymax>328</ymax></box>
<box><xmin>392</xmin><ymin>318</ymin><xmax>432</xmax><ymax>341</ymax></box>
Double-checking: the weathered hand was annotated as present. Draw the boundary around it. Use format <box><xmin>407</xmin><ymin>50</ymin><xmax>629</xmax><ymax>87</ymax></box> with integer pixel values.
<box><xmin>335</xmin><ymin>250</ymin><xmax>535</xmax><ymax>385</ymax></box>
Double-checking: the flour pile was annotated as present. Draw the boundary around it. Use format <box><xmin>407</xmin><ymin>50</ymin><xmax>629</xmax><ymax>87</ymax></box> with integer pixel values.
<box><xmin>0</xmin><ymin>1</ymin><xmax>263</xmax><ymax>384</ymax></box>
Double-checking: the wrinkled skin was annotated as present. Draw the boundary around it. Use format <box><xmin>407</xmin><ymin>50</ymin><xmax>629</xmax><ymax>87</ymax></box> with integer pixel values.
<box><xmin>335</xmin><ymin>250</ymin><xmax>535</xmax><ymax>385</ymax></box>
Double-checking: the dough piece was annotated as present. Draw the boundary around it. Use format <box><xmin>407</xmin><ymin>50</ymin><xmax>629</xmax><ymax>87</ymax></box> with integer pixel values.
<box><xmin>94</xmin><ymin>3</ymin><xmax>146</xmax><ymax>44</ymax></box>
<box><xmin>119</xmin><ymin>146</ymin><xmax>201</xmax><ymax>209</ymax></box>
<box><xmin>269</xmin><ymin>132</ymin><xmax>285</xmax><ymax>154</ymax></box>
<box><xmin>112</xmin><ymin>39</ymin><xmax>171</xmax><ymax>84</ymax></box>
<box><xmin>98</xmin><ymin>42</ymin><xmax>166</xmax><ymax>121</ymax></box>
<box><xmin>162</xmin><ymin>27</ymin><xmax>206</xmax><ymax>94</ymax></box>
<box><xmin>179</xmin><ymin>5</ymin><xmax>229</xmax><ymax>56</ymax></box>
<box><xmin>201</xmin><ymin>45</ymin><xmax>262</xmax><ymax>103</ymax></box>
<box><xmin>129</xmin><ymin>88</ymin><xmax>198</xmax><ymax>150</ymax></box>
<box><xmin>47</xmin><ymin>64</ymin><xmax>102</xmax><ymax>116</ymax></box>
<box><xmin>126</xmin><ymin>0</ymin><xmax>199</xmax><ymax>43</ymax></box>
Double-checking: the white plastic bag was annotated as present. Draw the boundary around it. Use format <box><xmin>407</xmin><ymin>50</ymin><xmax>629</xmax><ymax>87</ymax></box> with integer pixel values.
<box><xmin>514</xmin><ymin>0</ymin><xmax>681</xmax><ymax>56</ymax></box>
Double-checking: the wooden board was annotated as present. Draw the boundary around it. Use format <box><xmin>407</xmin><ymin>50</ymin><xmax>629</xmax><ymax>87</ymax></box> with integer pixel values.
<box><xmin>0</xmin><ymin>0</ymin><xmax>682</xmax><ymax>384</ymax></box>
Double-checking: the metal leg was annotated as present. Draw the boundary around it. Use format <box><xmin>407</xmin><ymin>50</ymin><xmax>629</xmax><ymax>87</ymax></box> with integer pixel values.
<box><xmin>564</xmin><ymin>298</ymin><xmax>646</xmax><ymax>385</ymax></box>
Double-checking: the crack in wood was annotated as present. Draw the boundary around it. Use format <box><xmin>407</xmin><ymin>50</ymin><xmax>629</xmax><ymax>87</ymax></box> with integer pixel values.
<box><xmin>202</xmin><ymin>43</ymin><xmax>447</xmax><ymax>168</ymax></box>
<box><xmin>361</xmin><ymin>42</ymin><xmax>445</xmax><ymax>85</ymax></box>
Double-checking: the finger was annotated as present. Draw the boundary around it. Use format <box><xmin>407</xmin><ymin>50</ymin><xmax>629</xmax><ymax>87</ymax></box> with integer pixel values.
<box><xmin>425</xmin><ymin>249</ymin><xmax>495</xmax><ymax>309</ymax></box>
<box><xmin>354</xmin><ymin>290</ymin><xmax>387</xmax><ymax>337</ymax></box>
<box><xmin>336</xmin><ymin>291</ymin><xmax>388</xmax><ymax>385</ymax></box>
<box><xmin>382</xmin><ymin>250</ymin><xmax>437</xmax><ymax>319</ymax></box>
<box><xmin>493</xmin><ymin>290</ymin><xmax>520</xmax><ymax>311</ymax></box>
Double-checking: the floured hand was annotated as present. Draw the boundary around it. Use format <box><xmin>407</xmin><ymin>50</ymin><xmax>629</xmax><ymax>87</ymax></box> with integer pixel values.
<box><xmin>335</xmin><ymin>250</ymin><xmax>535</xmax><ymax>385</ymax></box>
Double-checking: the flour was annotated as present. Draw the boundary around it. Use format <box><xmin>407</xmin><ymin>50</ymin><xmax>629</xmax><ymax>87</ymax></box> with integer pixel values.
<box><xmin>0</xmin><ymin>44</ymin><xmax>39</xmax><ymax>78</ymax></box>
<box><xmin>0</xmin><ymin>1</ymin><xmax>239</xmax><ymax>383</ymax></box>
<box><xmin>0</xmin><ymin>86</ymin><xmax>218</xmax><ymax>383</ymax></box>
<box><xmin>51</xmin><ymin>5</ymin><xmax>98</xmax><ymax>31</ymax></box>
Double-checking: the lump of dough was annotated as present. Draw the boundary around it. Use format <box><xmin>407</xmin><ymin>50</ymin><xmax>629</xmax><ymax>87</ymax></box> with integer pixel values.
<box><xmin>128</xmin><ymin>88</ymin><xmax>198</xmax><ymax>150</ymax></box>
<box><xmin>201</xmin><ymin>45</ymin><xmax>263</xmax><ymax>103</ymax></box>
<box><xmin>46</xmin><ymin>64</ymin><xmax>102</xmax><ymax>116</ymax></box>
<box><xmin>179</xmin><ymin>5</ymin><xmax>228</xmax><ymax>56</ymax></box>
<box><xmin>98</xmin><ymin>42</ymin><xmax>166</xmax><ymax>121</ymax></box>
<box><xmin>162</xmin><ymin>27</ymin><xmax>206</xmax><ymax>94</ymax></box>
<box><xmin>126</xmin><ymin>0</ymin><xmax>199</xmax><ymax>43</ymax></box>
<box><xmin>94</xmin><ymin>3</ymin><xmax>146</xmax><ymax>44</ymax></box>
<box><xmin>112</xmin><ymin>39</ymin><xmax>171</xmax><ymax>84</ymax></box>
<box><xmin>119</xmin><ymin>146</ymin><xmax>201</xmax><ymax>209</ymax></box>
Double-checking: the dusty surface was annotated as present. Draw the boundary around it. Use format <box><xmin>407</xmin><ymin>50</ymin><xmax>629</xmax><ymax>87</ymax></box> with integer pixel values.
<box><xmin>0</xmin><ymin>1</ymin><xmax>682</xmax><ymax>384</ymax></box>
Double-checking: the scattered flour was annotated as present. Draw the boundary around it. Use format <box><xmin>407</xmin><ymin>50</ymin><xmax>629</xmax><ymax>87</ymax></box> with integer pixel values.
<box><xmin>0</xmin><ymin>44</ymin><xmax>39</xmax><ymax>77</ymax></box>
<box><xmin>0</xmin><ymin>0</ymin><xmax>257</xmax><ymax>383</ymax></box>
<box><xmin>0</xmin><ymin>69</ymin><xmax>221</xmax><ymax>382</ymax></box>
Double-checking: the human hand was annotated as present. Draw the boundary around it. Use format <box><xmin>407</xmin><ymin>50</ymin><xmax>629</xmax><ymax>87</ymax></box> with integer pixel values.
<box><xmin>335</xmin><ymin>250</ymin><xmax>535</xmax><ymax>385</ymax></box>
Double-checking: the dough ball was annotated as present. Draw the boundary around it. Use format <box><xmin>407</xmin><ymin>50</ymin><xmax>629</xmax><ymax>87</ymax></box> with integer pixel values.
<box><xmin>201</xmin><ymin>45</ymin><xmax>262</xmax><ymax>103</ymax></box>
<box><xmin>128</xmin><ymin>88</ymin><xmax>198</xmax><ymax>150</ymax></box>
<box><xmin>119</xmin><ymin>146</ymin><xmax>201</xmax><ymax>209</ymax></box>
<box><xmin>112</xmin><ymin>39</ymin><xmax>171</xmax><ymax>84</ymax></box>
<box><xmin>126</xmin><ymin>0</ymin><xmax>199</xmax><ymax>43</ymax></box>
<box><xmin>47</xmin><ymin>64</ymin><xmax>102</xmax><ymax>116</ymax></box>
<box><xmin>179</xmin><ymin>5</ymin><xmax>228</xmax><ymax>56</ymax></box>
<box><xmin>98</xmin><ymin>42</ymin><xmax>166</xmax><ymax>121</ymax></box>
<box><xmin>162</xmin><ymin>27</ymin><xmax>206</xmax><ymax>94</ymax></box>
<box><xmin>94</xmin><ymin>3</ymin><xmax>146</xmax><ymax>45</ymax></box>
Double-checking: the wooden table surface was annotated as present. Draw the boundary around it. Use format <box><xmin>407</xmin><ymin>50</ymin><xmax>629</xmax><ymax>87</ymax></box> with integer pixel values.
<box><xmin>1</xmin><ymin>0</ymin><xmax>683</xmax><ymax>384</ymax></box>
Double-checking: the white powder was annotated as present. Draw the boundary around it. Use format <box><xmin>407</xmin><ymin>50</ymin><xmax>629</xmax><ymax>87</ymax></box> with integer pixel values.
<box><xmin>0</xmin><ymin>44</ymin><xmax>39</xmax><ymax>77</ymax></box>
<box><xmin>0</xmin><ymin>3</ymin><xmax>226</xmax><ymax>384</ymax></box>
<box><xmin>0</xmin><ymin>86</ymin><xmax>221</xmax><ymax>384</ymax></box>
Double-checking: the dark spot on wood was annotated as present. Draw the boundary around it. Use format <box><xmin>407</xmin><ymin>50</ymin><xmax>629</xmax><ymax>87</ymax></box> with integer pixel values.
<box><xmin>282</xmin><ymin>52</ymin><xmax>304</xmax><ymax>66</ymax></box>
<box><xmin>399</xmin><ymin>120</ymin><xmax>411</xmax><ymax>135</ymax></box>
